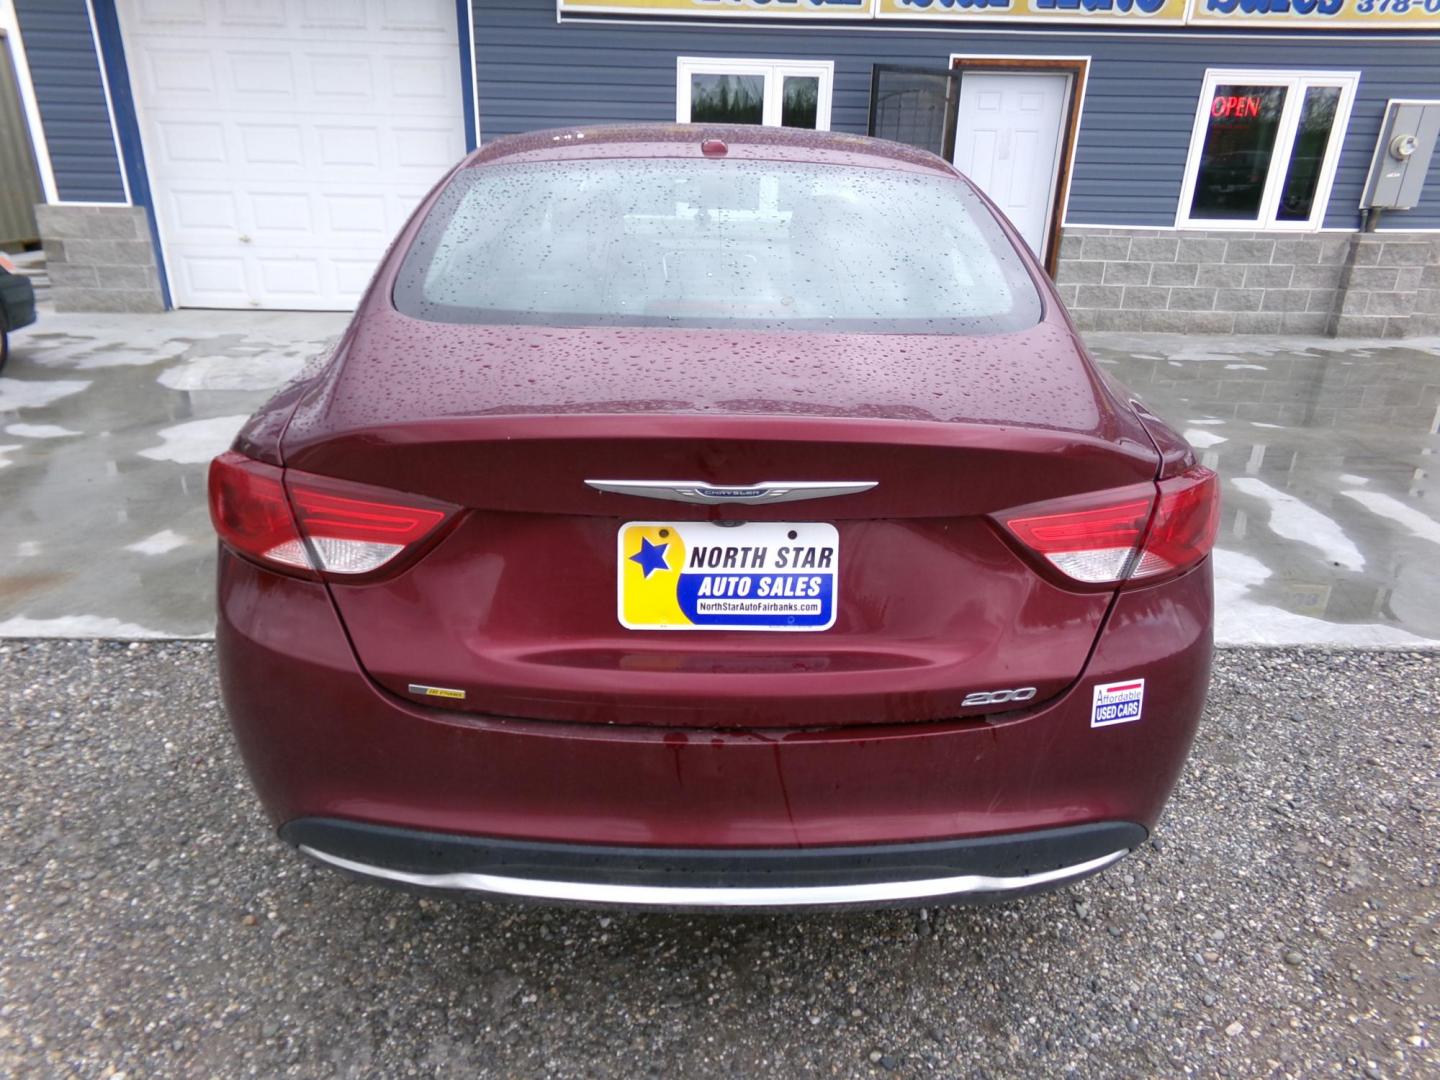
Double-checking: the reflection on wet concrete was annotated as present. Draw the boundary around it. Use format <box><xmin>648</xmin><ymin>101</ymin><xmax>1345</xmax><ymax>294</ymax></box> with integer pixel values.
<box><xmin>1092</xmin><ymin>334</ymin><xmax>1440</xmax><ymax>645</ymax></box>
<box><xmin>0</xmin><ymin>310</ymin><xmax>347</xmax><ymax>638</ymax></box>
<box><xmin>0</xmin><ymin>311</ymin><xmax>1436</xmax><ymax>645</ymax></box>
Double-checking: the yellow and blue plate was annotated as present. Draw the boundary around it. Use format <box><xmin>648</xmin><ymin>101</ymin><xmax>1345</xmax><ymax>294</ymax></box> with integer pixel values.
<box><xmin>617</xmin><ymin>521</ymin><xmax>838</xmax><ymax>631</ymax></box>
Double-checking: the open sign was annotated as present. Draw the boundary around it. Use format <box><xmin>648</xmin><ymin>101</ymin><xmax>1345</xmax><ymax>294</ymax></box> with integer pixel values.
<box><xmin>1211</xmin><ymin>94</ymin><xmax>1263</xmax><ymax>119</ymax></box>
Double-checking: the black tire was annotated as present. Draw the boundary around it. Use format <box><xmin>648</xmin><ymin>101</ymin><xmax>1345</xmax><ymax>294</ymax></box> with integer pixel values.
<box><xmin>0</xmin><ymin>327</ymin><xmax>8</xmax><ymax>374</ymax></box>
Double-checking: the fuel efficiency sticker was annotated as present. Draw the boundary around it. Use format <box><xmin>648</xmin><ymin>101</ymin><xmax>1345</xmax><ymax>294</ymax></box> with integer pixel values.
<box><xmin>618</xmin><ymin>521</ymin><xmax>838</xmax><ymax>631</ymax></box>
<box><xmin>1091</xmin><ymin>678</ymin><xmax>1145</xmax><ymax>728</ymax></box>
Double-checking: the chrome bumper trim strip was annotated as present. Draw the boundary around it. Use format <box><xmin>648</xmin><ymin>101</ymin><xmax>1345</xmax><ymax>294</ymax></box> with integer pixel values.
<box><xmin>298</xmin><ymin>845</ymin><xmax>1127</xmax><ymax>907</ymax></box>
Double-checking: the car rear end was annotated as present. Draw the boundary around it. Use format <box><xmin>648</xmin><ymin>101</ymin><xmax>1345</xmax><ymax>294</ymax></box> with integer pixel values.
<box><xmin>211</xmin><ymin>126</ymin><xmax>1216</xmax><ymax>908</ymax></box>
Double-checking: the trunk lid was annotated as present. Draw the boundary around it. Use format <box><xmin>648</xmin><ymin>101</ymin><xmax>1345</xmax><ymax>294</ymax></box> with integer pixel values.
<box><xmin>281</xmin><ymin>312</ymin><xmax>1159</xmax><ymax>728</ymax></box>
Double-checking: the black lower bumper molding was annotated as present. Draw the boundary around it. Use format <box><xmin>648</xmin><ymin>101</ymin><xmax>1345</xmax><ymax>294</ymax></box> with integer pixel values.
<box><xmin>281</xmin><ymin>818</ymin><xmax>1146</xmax><ymax>909</ymax></box>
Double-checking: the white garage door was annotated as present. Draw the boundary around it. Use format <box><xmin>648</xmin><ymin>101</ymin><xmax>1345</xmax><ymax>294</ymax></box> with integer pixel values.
<box><xmin>117</xmin><ymin>0</ymin><xmax>467</xmax><ymax>310</ymax></box>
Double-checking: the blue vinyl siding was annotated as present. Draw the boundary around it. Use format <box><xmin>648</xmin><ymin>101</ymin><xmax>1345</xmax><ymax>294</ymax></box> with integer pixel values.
<box><xmin>14</xmin><ymin>0</ymin><xmax>124</xmax><ymax>203</ymax></box>
<box><xmin>474</xmin><ymin>1</ymin><xmax>1440</xmax><ymax>230</ymax></box>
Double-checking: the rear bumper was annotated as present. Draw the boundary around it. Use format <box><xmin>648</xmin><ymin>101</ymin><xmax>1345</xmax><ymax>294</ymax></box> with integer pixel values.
<box><xmin>218</xmin><ymin>547</ymin><xmax>1210</xmax><ymax>882</ymax></box>
<box><xmin>283</xmin><ymin>817</ymin><xmax>1144</xmax><ymax>909</ymax></box>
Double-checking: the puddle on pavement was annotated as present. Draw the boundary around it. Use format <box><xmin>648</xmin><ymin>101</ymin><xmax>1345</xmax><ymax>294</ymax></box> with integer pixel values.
<box><xmin>0</xmin><ymin>310</ymin><xmax>347</xmax><ymax>638</ymax></box>
<box><xmin>1093</xmin><ymin>335</ymin><xmax>1440</xmax><ymax>645</ymax></box>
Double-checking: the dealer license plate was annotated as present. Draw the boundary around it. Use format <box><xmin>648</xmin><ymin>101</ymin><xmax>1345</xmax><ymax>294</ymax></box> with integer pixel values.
<box><xmin>617</xmin><ymin>521</ymin><xmax>838</xmax><ymax>631</ymax></box>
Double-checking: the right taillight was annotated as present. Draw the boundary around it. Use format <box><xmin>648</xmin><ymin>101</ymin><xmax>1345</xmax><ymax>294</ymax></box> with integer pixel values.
<box><xmin>997</xmin><ymin>465</ymin><xmax>1218</xmax><ymax>587</ymax></box>
<box><xmin>208</xmin><ymin>451</ymin><xmax>456</xmax><ymax>578</ymax></box>
<box><xmin>1129</xmin><ymin>466</ymin><xmax>1220</xmax><ymax>581</ymax></box>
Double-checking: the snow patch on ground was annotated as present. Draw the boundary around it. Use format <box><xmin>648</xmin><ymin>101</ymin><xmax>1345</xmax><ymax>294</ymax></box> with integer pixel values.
<box><xmin>1185</xmin><ymin>429</ymin><xmax>1228</xmax><ymax>449</ymax></box>
<box><xmin>0</xmin><ymin>615</ymin><xmax>179</xmax><ymax>640</ymax></box>
<box><xmin>5</xmin><ymin>423</ymin><xmax>81</xmax><ymax>439</ymax></box>
<box><xmin>125</xmin><ymin>529</ymin><xmax>191</xmax><ymax>556</ymax></box>
<box><xmin>29</xmin><ymin>336</ymin><xmax>191</xmax><ymax>370</ymax></box>
<box><xmin>1342</xmin><ymin>489</ymin><xmax>1440</xmax><ymax>547</ymax></box>
<box><xmin>158</xmin><ymin>351</ymin><xmax>308</xmax><ymax>392</ymax></box>
<box><xmin>0</xmin><ymin>378</ymin><xmax>92</xmax><ymax>412</ymax></box>
<box><xmin>1230</xmin><ymin>478</ymin><xmax>1365</xmax><ymax>572</ymax></box>
<box><xmin>0</xmin><ymin>445</ymin><xmax>22</xmax><ymax>469</ymax></box>
<box><xmin>1225</xmin><ymin>363</ymin><xmax>1267</xmax><ymax>370</ymax></box>
<box><xmin>138</xmin><ymin>416</ymin><xmax>249</xmax><ymax>465</ymax></box>
<box><xmin>25</xmin><ymin>336</ymin><xmax>191</xmax><ymax>370</ymax></box>
<box><xmin>1213</xmin><ymin>549</ymin><xmax>1433</xmax><ymax>647</ymax></box>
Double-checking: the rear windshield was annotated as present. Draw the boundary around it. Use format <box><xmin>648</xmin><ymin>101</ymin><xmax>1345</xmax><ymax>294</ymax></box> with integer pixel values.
<box><xmin>394</xmin><ymin>157</ymin><xmax>1042</xmax><ymax>335</ymax></box>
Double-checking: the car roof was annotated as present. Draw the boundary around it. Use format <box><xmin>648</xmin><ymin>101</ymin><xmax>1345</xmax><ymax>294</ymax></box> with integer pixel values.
<box><xmin>461</xmin><ymin>123</ymin><xmax>958</xmax><ymax>177</ymax></box>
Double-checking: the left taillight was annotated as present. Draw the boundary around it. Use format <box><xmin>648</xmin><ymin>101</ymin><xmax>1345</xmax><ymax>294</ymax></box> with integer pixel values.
<box><xmin>996</xmin><ymin>465</ymin><xmax>1219</xmax><ymax>587</ymax></box>
<box><xmin>207</xmin><ymin>451</ymin><xmax>456</xmax><ymax>578</ymax></box>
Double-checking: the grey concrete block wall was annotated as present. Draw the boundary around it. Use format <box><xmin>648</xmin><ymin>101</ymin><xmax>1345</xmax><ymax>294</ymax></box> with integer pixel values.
<box><xmin>34</xmin><ymin>205</ymin><xmax>164</xmax><ymax>313</ymax></box>
<box><xmin>1413</xmin><ymin>243</ymin><xmax>1440</xmax><ymax>337</ymax></box>
<box><xmin>1056</xmin><ymin>227</ymin><xmax>1440</xmax><ymax>338</ymax></box>
<box><xmin>1329</xmin><ymin>234</ymin><xmax>1440</xmax><ymax>339</ymax></box>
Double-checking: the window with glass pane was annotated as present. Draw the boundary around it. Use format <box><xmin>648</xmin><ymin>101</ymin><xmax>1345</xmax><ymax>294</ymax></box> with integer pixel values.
<box><xmin>1275</xmin><ymin>86</ymin><xmax>1341</xmax><ymax>222</ymax></box>
<box><xmin>678</xmin><ymin>59</ymin><xmax>832</xmax><ymax>130</ymax></box>
<box><xmin>690</xmin><ymin>74</ymin><xmax>764</xmax><ymax>125</ymax></box>
<box><xmin>1188</xmin><ymin>85</ymin><xmax>1287</xmax><ymax>221</ymax></box>
<box><xmin>781</xmin><ymin>76</ymin><xmax>819</xmax><ymax>129</ymax></box>
<box><xmin>397</xmin><ymin>158</ymin><xmax>1041</xmax><ymax>334</ymax></box>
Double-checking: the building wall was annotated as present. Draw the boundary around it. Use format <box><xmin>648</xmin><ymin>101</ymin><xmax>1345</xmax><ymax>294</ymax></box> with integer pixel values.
<box><xmin>13</xmin><ymin>0</ymin><xmax>124</xmax><ymax>203</ymax></box>
<box><xmin>10</xmin><ymin>0</ymin><xmax>1440</xmax><ymax>327</ymax></box>
<box><xmin>473</xmin><ymin>1</ymin><xmax>1440</xmax><ymax>232</ymax></box>
<box><xmin>0</xmin><ymin>33</ymin><xmax>43</xmax><ymax>244</ymax></box>
<box><xmin>1055</xmin><ymin>226</ymin><xmax>1440</xmax><ymax>337</ymax></box>
<box><xmin>34</xmin><ymin>203</ymin><xmax>163</xmax><ymax>313</ymax></box>
<box><xmin>14</xmin><ymin>0</ymin><xmax>166</xmax><ymax>311</ymax></box>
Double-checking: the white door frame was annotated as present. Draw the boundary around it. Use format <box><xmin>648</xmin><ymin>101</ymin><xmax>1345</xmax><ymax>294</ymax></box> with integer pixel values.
<box><xmin>949</xmin><ymin>54</ymin><xmax>1090</xmax><ymax>269</ymax></box>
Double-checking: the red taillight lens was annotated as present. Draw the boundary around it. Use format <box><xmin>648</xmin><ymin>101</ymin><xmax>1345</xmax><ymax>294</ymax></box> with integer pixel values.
<box><xmin>998</xmin><ymin>466</ymin><xmax>1218</xmax><ymax>586</ymax></box>
<box><xmin>286</xmin><ymin>476</ymin><xmax>449</xmax><ymax>575</ymax></box>
<box><xmin>1130</xmin><ymin>466</ymin><xmax>1220</xmax><ymax>581</ymax></box>
<box><xmin>208</xmin><ymin>452</ymin><xmax>313</xmax><ymax>574</ymax></box>
<box><xmin>1004</xmin><ymin>494</ymin><xmax>1154</xmax><ymax>584</ymax></box>
<box><xmin>208</xmin><ymin>451</ymin><xmax>455</xmax><ymax>577</ymax></box>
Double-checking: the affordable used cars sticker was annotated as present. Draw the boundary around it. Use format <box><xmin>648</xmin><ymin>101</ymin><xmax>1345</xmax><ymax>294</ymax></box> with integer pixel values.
<box><xmin>1091</xmin><ymin>678</ymin><xmax>1145</xmax><ymax>727</ymax></box>
<box><xmin>618</xmin><ymin>521</ymin><xmax>838</xmax><ymax>631</ymax></box>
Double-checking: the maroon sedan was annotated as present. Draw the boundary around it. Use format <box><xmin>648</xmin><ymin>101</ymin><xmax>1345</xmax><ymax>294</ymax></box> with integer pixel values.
<box><xmin>209</xmin><ymin>125</ymin><xmax>1217</xmax><ymax>909</ymax></box>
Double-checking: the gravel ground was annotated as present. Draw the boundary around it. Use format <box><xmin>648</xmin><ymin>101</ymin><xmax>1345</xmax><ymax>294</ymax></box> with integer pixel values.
<box><xmin>1</xmin><ymin>642</ymin><xmax>1436</xmax><ymax>1079</ymax></box>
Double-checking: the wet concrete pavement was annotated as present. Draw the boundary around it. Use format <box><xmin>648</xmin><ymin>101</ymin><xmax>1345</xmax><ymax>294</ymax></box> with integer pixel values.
<box><xmin>0</xmin><ymin>310</ymin><xmax>346</xmax><ymax>638</ymax></box>
<box><xmin>1</xmin><ymin>308</ymin><xmax>1437</xmax><ymax>645</ymax></box>
<box><xmin>1088</xmin><ymin>334</ymin><xmax>1440</xmax><ymax>646</ymax></box>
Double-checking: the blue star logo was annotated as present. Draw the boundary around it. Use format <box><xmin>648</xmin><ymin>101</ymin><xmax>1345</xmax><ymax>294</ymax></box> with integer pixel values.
<box><xmin>629</xmin><ymin>536</ymin><xmax>670</xmax><ymax>578</ymax></box>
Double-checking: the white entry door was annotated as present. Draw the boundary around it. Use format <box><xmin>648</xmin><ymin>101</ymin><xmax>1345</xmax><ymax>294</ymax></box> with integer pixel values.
<box><xmin>117</xmin><ymin>0</ymin><xmax>467</xmax><ymax>310</ymax></box>
<box><xmin>953</xmin><ymin>72</ymin><xmax>1069</xmax><ymax>259</ymax></box>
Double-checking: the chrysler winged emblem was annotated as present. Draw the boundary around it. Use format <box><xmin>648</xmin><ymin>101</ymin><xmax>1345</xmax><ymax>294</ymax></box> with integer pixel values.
<box><xmin>583</xmin><ymin>480</ymin><xmax>877</xmax><ymax>505</ymax></box>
